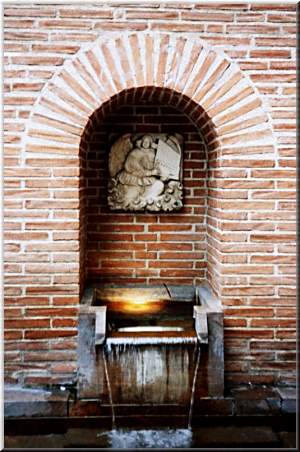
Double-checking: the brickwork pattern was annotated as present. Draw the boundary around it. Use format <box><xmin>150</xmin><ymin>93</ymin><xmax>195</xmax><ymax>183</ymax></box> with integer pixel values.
<box><xmin>85</xmin><ymin>100</ymin><xmax>207</xmax><ymax>284</ymax></box>
<box><xmin>4</xmin><ymin>3</ymin><xmax>296</xmax><ymax>387</ymax></box>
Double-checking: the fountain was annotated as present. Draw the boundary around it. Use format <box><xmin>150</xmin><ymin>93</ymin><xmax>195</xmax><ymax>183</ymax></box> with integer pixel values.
<box><xmin>77</xmin><ymin>283</ymin><xmax>224</xmax><ymax>431</ymax></box>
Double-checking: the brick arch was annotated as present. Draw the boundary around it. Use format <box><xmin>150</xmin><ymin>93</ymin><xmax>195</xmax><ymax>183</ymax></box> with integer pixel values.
<box><xmin>23</xmin><ymin>32</ymin><xmax>277</xmax><ymax>299</ymax></box>
<box><xmin>25</xmin><ymin>31</ymin><xmax>275</xmax><ymax>158</ymax></box>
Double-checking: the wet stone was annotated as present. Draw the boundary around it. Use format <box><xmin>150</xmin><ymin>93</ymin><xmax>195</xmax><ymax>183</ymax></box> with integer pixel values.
<box><xmin>68</xmin><ymin>400</ymin><xmax>110</xmax><ymax>417</ymax></box>
<box><xmin>278</xmin><ymin>431</ymin><xmax>297</xmax><ymax>448</ymax></box>
<box><xmin>276</xmin><ymin>386</ymin><xmax>296</xmax><ymax>400</ymax></box>
<box><xmin>193</xmin><ymin>398</ymin><xmax>233</xmax><ymax>416</ymax></box>
<box><xmin>235</xmin><ymin>399</ymin><xmax>274</xmax><ymax>416</ymax></box>
<box><xmin>281</xmin><ymin>399</ymin><xmax>296</xmax><ymax>414</ymax></box>
<box><xmin>4</xmin><ymin>434</ymin><xmax>66</xmax><ymax>449</ymax></box>
<box><xmin>191</xmin><ymin>425</ymin><xmax>280</xmax><ymax>447</ymax></box>
<box><xmin>4</xmin><ymin>385</ymin><xmax>68</xmax><ymax>418</ymax></box>
<box><xmin>230</xmin><ymin>385</ymin><xmax>280</xmax><ymax>400</ymax></box>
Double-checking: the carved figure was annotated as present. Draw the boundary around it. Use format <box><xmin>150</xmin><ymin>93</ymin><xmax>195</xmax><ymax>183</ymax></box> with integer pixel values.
<box><xmin>108</xmin><ymin>133</ymin><xmax>183</xmax><ymax>212</ymax></box>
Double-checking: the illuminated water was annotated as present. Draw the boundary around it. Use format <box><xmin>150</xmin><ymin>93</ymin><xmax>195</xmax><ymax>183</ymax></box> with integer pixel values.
<box><xmin>117</xmin><ymin>326</ymin><xmax>184</xmax><ymax>332</ymax></box>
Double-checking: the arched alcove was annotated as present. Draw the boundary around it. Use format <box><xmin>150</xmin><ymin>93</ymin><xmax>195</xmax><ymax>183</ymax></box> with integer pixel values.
<box><xmin>80</xmin><ymin>86</ymin><xmax>211</xmax><ymax>290</ymax></box>
<box><xmin>24</xmin><ymin>32</ymin><xmax>276</xmax><ymax>302</ymax></box>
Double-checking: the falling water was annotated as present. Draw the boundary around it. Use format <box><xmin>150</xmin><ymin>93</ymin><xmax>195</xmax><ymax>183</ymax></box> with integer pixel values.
<box><xmin>102</xmin><ymin>348</ymin><xmax>116</xmax><ymax>429</ymax></box>
<box><xmin>105</xmin><ymin>335</ymin><xmax>197</xmax><ymax>351</ymax></box>
<box><xmin>101</xmin><ymin>332</ymin><xmax>201</xmax><ymax>445</ymax></box>
<box><xmin>188</xmin><ymin>345</ymin><xmax>201</xmax><ymax>429</ymax></box>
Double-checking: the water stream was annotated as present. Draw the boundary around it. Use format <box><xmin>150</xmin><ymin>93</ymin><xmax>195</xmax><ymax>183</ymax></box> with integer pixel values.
<box><xmin>102</xmin><ymin>348</ymin><xmax>116</xmax><ymax>429</ymax></box>
<box><xmin>188</xmin><ymin>345</ymin><xmax>201</xmax><ymax>429</ymax></box>
<box><xmin>102</xmin><ymin>334</ymin><xmax>201</xmax><ymax>437</ymax></box>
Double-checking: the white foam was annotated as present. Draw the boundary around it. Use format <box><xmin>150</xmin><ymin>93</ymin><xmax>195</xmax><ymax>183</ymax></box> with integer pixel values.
<box><xmin>106</xmin><ymin>428</ymin><xmax>193</xmax><ymax>449</ymax></box>
<box><xmin>106</xmin><ymin>336</ymin><xmax>197</xmax><ymax>349</ymax></box>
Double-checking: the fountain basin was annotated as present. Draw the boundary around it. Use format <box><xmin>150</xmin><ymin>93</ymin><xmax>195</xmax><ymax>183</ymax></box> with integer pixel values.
<box><xmin>78</xmin><ymin>283</ymin><xmax>224</xmax><ymax>408</ymax></box>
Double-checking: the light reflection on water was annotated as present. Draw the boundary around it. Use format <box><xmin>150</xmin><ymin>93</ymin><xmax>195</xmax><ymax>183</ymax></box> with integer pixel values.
<box><xmin>117</xmin><ymin>326</ymin><xmax>184</xmax><ymax>332</ymax></box>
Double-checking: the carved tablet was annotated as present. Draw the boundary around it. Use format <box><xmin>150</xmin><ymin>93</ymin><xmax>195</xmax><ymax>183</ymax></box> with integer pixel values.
<box><xmin>107</xmin><ymin>133</ymin><xmax>183</xmax><ymax>212</ymax></box>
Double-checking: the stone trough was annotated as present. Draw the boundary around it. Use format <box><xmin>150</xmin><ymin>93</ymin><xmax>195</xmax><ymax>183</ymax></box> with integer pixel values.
<box><xmin>77</xmin><ymin>283</ymin><xmax>224</xmax><ymax>420</ymax></box>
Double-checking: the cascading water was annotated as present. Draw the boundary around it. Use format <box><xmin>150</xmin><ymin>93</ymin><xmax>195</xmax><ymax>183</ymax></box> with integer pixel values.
<box><xmin>99</xmin><ymin>334</ymin><xmax>202</xmax><ymax>447</ymax></box>
<box><xmin>75</xmin><ymin>283</ymin><xmax>223</xmax><ymax>447</ymax></box>
<box><xmin>77</xmin><ymin>283</ymin><xmax>224</xmax><ymax>447</ymax></box>
<box><xmin>102</xmin><ymin>335</ymin><xmax>200</xmax><ymax>429</ymax></box>
<box><xmin>102</xmin><ymin>348</ymin><xmax>116</xmax><ymax>430</ymax></box>
<box><xmin>188</xmin><ymin>345</ymin><xmax>201</xmax><ymax>429</ymax></box>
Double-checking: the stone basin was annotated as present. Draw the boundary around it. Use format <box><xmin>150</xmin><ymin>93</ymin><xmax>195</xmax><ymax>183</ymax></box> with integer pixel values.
<box><xmin>78</xmin><ymin>283</ymin><xmax>224</xmax><ymax>404</ymax></box>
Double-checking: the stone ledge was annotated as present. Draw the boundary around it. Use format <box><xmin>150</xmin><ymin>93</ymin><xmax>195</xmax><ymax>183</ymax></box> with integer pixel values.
<box><xmin>4</xmin><ymin>384</ymin><xmax>69</xmax><ymax>418</ymax></box>
<box><xmin>4</xmin><ymin>384</ymin><xmax>296</xmax><ymax>419</ymax></box>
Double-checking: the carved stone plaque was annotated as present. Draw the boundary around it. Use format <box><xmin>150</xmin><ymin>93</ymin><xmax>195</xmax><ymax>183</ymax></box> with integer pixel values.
<box><xmin>107</xmin><ymin>133</ymin><xmax>183</xmax><ymax>212</ymax></box>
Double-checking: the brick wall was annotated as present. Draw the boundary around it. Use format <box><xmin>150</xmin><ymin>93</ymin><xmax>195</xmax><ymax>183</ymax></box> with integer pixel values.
<box><xmin>85</xmin><ymin>100</ymin><xmax>207</xmax><ymax>285</ymax></box>
<box><xmin>4</xmin><ymin>2</ymin><xmax>296</xmax><ymax>387</ymax></box>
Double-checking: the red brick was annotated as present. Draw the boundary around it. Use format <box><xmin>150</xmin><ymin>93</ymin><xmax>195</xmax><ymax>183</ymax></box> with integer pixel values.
<box><xmin>126</xmin><ymin>10</ymin><xmax>178</xmax><ymax>19</ymax></box>
<box><xmin>151</xmin><ymin>23</ymin><xmax>204</xmax><ymax>32</ymax></box>
<box><xmin>95</xmin><ymin>21</ymin><xmax>147</xmax><ymax>31</ymax></box>
<box><xmin>5</xmin><ymin>297</ymin><xmax>50</xmax><ymax>306</ymax></box>
<box><xmin>225</xmin><ymin>329</ymin><xmax>274</xmax><ymax>339</ymax></box>
<box><xmin>51</xmin><ymin>362</ymin><xmax>77</xmax><ymax>373</ymax></box>
<box><xmin>4</xmin><ymin>7</ymin><xmax>56</xmax><ymax>16</ymax></box>
<box><xmin>182</xmin><ymin>11</ymin><xmax>234</xmax><ymax>21</ymax></box>
<box><xmin>196</xmin><ymin>3</ymin><xmax>249</xmax><ymax>10</ymax></box>
<box><xmin>52</xmin><ymin>319</ymin><xmax>77</xmax><ymax>328</ymax></box>
<box><xmin>224</xmin><ymin>308</ymin><xmax>273</xmax><ymax>317</ymax></box>
<box><xmin>149</xmin><ymin>260</ymin><xmax>193</xmax><ymax>269</ymax></box>
<box><xmin>5</xmin><ymin>319</ymin><xmax>50</xmax><ymax>329</ymax></box>
<box><xmin>251</xmin><ymin>233</ymin><xmax>296</xmax><ymax>243</ymax></box>
<box><xmin>25</xmin><ymin>330</ymin><xmax>77</xmax><ymax>339</ymax></box>
<box><xmin>251</xmin><ymin>73</ymin><xmax>296</xmax><ymax>83</ymax></box>
<box><xmin>4</xmin><ymin>31</ymin><xmax>48</xmax><ymax>40</ymax></box>
<box><xmin>227</xmin><ymin>24</ymin><xmax>281</xmax><ymax>34</ymax></box>
<box><xmin>224</xmin><ymin>319</ymin><xmax>247</xmax><ymax>327</ymax></box>
<box><xmin>26</xmin><ymin>308</ymin><xmax>77</xmax><ymax>316</ymax></box>
<box><xmin>148</xmin><ymin>243</ymin><xmax>192</xmax><ymax>251</ymax></box>
<box><xmin>236</xmin><ymin>13</ymin><xmax>265</xmax><ymax>22</ymax></box>
<box><xmin>222</xmin><ymin>287</ymin><xmax>275</xmax><ymax>296</ymax></box>
<box><xmin>11</xmin><ymin>56</ymin><xmax>64</xmax><ymax>66</ymax></box>
<box><xmin>58</xmin><ymin>9</ymin><xmax>113</xmax><ymax>18</ymax></box>
<box><xmin>4</xmin><ymin>331</ymin><xmax>23</xmax><ymax>340</ymax></box>
<box><xmin>250</xmin><ymin>49</ymin><xmax>291</xmax><ymax>58</ymax></box>
<box><xmin>24</xmin><ymin>351</ymin><xmax>76</xmax><ymax>361</ymax></box>
<box><xmin>25</xmin><ymin>221</ymin><xmax>79</xmax><ymax>230</ymax></box>
<box><xmin>250</xmin><ymin>4</ymin><xmax>296</xmax><ymax>11</ymax></box>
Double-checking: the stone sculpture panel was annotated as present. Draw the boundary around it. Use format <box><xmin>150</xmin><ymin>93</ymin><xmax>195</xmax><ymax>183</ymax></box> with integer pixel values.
<box><xmin>107</xmin><ymin>133</ymin><xmax>183</xmax><ymax>212</ymax></box>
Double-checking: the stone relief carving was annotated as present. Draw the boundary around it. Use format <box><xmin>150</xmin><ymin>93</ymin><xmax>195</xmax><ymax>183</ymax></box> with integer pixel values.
<box><xmin>107</xmin><ymin>133</ymin><xmax>183</xmax><ymax>212</ymax></box>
